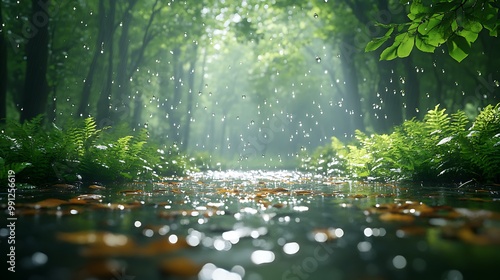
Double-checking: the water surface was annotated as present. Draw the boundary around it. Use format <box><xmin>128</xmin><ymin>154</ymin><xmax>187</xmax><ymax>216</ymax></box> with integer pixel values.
<box><xmin>2</xmin><ymin>170</ymin><xmax>500</xmax><ymax>280</ymax></box>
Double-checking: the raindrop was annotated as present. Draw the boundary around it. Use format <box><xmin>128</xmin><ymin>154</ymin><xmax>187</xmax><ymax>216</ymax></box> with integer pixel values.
<box><xmin>242</xmin><ymin>95</ymin><xmax>246</xmax><ymax>99</ymax></box>
<box><xmin>315</xmin><ymin>56</ymin><xmax>321</xmax><ymax>63</ymax></box>
<box><xmin>313</xmin><ymin>13</ymin><xmax>318</xmax><ymax>18</ymax></box>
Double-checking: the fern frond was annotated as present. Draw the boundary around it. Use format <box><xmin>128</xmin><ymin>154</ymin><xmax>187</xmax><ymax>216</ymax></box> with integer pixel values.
<box><xmin>424</xmin><ymin>105</ymin><xmax>450</xmax><ymax>136</ymax></box>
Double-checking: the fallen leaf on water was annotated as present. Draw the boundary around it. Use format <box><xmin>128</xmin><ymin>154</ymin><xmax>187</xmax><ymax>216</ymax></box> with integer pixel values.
<box><xmin>118</xmin><ymin>189</ymin><xmax>143</xmax><ymax>195</ymax></box>
<box><xmin>272</xmin><ymin>203</ymin><xmax>285</xmax><ymax>208</ymax></box>
<box><xmin>349</xmin><ymin>194</ymin><xmax>367</xmax><ymax>199</ymax></box>
<box><xmin>293</xmin><ymin>190</ymin><xmax>314</xmax><ymax>195</ymax></box>
<box><xmin>88</xmin><ymin>184</ymin><xmax>106</xmax><ymax>190</ymax></box>
<box><xmin>92</xmin><ymin>202</ymin><xmax>142</xmax><ymax>210</ymax></box>
<box><xmin>458</xmin><ymin>197</ymin><xmax>492</xmax><ymax>202</ymax></box>
<box><xmin>160</xmin><ymin>257</ymin><xmax>203</xmax><ymax>277</ymax></box>
<box><xmin>454</xmin><ymin>208</ymin><xmax>500</xmax><ymax>220</ymax></box>
<box><xmin>144</xmin><ymin>238</ymin><xmax>189</xmax><ymax>255</ymax></box>
<box><xmin>69</xmin><ymin>194</ymin><xmax>104</xmax><ymax>204</ymax></box>
<box><xmin>455</xmin><ymin>226</ymin><xmax>500</xmax><ymax>245</ymax></box>
<box><xmin>52</xmin><ymin>183</ymin><xmax>77</xmax><ymax>189</ymax></box>
<box><xmin>81</xmin><ymin>236</ymin><xmax>189</xmax><ymax>257</ymax></box>
<box><xmin>57</xmin><ymin>231</ymin><xmax>130</xmax><ymax>246</ymax></box>
<box><xmin>30</xmin><ymin>198</ymin><xmax>68</xmax><ymax>208</ymax></box>
<box><xmin>396</xmin><ymin>226</ymin><xmax>427</xmax><ymax>237</ymax></box>
<box><xmin>379</xmin><ymin>213</ymin><xmax>415</xmax><ymax>222</ymax></box>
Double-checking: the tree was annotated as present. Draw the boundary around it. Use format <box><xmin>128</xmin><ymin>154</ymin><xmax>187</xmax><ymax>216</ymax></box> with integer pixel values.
<box><xmin>96</xmin><ymin>0</ymin><xmax>116</xmax><ymax>125</ymax></box>
<box><xmin>366</xmin><ymin>0</ymin><xmax>500</xmax><ymax>62</ymax></box>
<box><xmin>20</xmin><ymin>0</ymin><xmax>50</xmax><ymax>123</ymax></box>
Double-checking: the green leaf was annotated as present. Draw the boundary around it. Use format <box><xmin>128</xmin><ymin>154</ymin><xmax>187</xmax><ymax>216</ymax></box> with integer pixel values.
<box><xmin>410</xmin><ymin>1</ymin><xmax>429</xmax><ymax>15</ymax></box>
<box><xmin>365</xmin><ymin>35</ymin><xmax>391</xmax><ymax>52</ymax></box>
<box><xmin>380</xmin><ymin>43</ymin><xmax>400</xmax><ymax>61</ymax></box>
<box><xmin>418</xmin><ymin>16</ymin><xmax>442</xmax><ymax>35</ymax></box>
<box><xmin>459</xmin><ymin>29</ymin><xmax>479</xmax><ymax>43</ymax></box>
<box><xmin>415</xmin><ymin>35</ymin><xmax>436</xmax><ymax>53</ymax></box>
<box><xmin>463</xmin><ymin>19</ymin><xmax>483</xmax><ymax>33</ymax></box>
<box><xmin>447</xmin><ymin>35</ymin><xmax>470</xmax><ymax>62</ymax></box>
<box><xmin>397</xmin><ymin>35</ymin><xmax>415</xmax><ymax>58</ymax></box>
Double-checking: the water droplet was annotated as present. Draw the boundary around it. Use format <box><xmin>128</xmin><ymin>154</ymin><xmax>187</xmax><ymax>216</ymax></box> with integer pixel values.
<box><xmin>315</xmin><ymin>56</ymin><xmax>321</xmax><ymax>63</ymax></box>
<box><xmin>313</xmin><ymin>13</ymin><xmax>318</xmax><ymax>18</ymax></box>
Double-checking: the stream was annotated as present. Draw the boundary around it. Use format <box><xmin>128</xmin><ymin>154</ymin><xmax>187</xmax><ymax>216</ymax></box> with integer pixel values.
<box><xmin>2</xmin><ymin>170</ymin><xmax>500</xmax><ymax>280</ymax></box>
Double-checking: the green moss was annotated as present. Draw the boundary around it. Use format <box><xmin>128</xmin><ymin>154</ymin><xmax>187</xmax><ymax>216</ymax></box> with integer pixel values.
<box><xmin>302</xmin><ymin>103</ymin><xmax>500</xmax><ymax>183</ymax></box>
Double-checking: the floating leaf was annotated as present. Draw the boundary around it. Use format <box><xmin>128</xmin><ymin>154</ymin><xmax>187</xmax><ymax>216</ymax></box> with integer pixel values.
<box><xmin>31</xmin><ymin>198</ymin><xmax>68</xmax><ymax>208</ymax></box>
<box><xmin>160</xmin><ymin>257</ymin><xmax>203</xmax><ymax>277</ymax></box>
<box><xmin>396</xmin><ymin>226</ymin><xmax>427</xmax><ymax>237</ymax></box>
<box><xmin>379</xmin><ymin>213</ymin><xmax>415</xmax><ymax>222</ymax></box>
<box><xmin>118</xmin><ymin>189</ymin><xmax>143</xmax><ymax>195</ymax></box>
<box><xmin>69</xmin><ymin>194</ymin><xmax>104</xmax><ymax>204</ymax></box>
<box><xmin>88</xmin><ymin>184</ymin><xmax>106</xmax><ymax>190</ymax></box>
<box><xmin>57</xmin><ymin>231</ymin><xmax>130</xmax><ymax>246</ymax></box>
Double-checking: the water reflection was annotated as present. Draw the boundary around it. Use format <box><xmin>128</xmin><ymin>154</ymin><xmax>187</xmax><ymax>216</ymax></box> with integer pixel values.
<box><xmin>4</xmin><ymin>170</ymin><xmax>500</xmax><ymax>279</ymax></box>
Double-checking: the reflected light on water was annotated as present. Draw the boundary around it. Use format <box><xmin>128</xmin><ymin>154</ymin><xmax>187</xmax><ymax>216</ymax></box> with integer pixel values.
<box><xmin>222</xmin><ymin>230</ymin><xmax>240</xmax><ymax>244</ymax></box>
<box><xmin>168</xmin><ymin>234</ymin><xmax>178</xmax><ymax>244</ymax></box>
<box><xmin>103</xmin><ymin>233</ymin><xmax>128</xmax><ymax>247</ymax></box>
<box><xmin>357</xmin><ymin>241</ymin><xmax>372</xmax><ymax>252</ymax></box>
<box><xmin>199</xmin><ymin>263</ymin><xmax>244</xmax><ymax>280</ymax></box>
<box><xmin>392</xmin><ymin>255</ymin><xmax>407</xmax><ymax>269</ymax></box>
<box><xmin>293</xmin><ymin>205</ymin><xmax>309</xmax><ymax>212</ymax></box>
<box><xmin>251</xmin><ymin>250</ymin><xmax>275</xmax><ymax>265</ymax></box>
<box><xmin>283</xmin><ymin>242</ymin><xmax>300</xmax><ymax>255</ymax></box>
<box><xmin>214</xmin><ymin>238</ymin><xmax>232</xmax><ymax>251</ymax></box>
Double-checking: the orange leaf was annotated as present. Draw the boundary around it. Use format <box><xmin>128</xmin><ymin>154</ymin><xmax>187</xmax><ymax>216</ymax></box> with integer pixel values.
<box><xmin>160</xmin><ymin>257</ymin><xmax>203</xmax><ymax>277</ymax></box>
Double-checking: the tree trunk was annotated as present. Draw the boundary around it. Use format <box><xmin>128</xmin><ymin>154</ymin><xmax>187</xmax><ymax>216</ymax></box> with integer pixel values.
<box><xmin>181</xmin><ymin>44</ymin><xmax>198</xmax><ymax>151</ymax></box>
<box><xmin>77</xmin><ymin>0</ymin><xmax>107</xmax><ymax>118</ymax></box>
<box><xmin>169</xmin><ymin>46</ymin><xmax>183</xmax><ymax>144</ymax></box>
<box><xmin>96</xmin><ymin>0</ymin><xmax>116</xmax><ymax>126</ymax></box>
<box><xmin>20</xmin><ymin>0</ymin><xmax>50</xmax><ymax>123</ymax></box>
<box><xmin>0</xmin><ymin>4</ymin><xmax>7</xmax><ymax>122</ymax></box>
<box><xmin>371</xmin><ymin>59</ymin><xmax>402</xmax><ymax>132</ymax></box>
<box><xmin>115</xmin><ymin>0</ymin><xmax>137</xmax><ymax>121</ymax></box>
<box><xmin>338</xmin><ymin>35</ymin><xmax>363</xmax><ymax>134</ymax></box>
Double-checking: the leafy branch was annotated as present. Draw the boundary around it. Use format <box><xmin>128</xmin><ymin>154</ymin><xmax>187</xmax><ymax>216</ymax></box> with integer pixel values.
<box><xmin>365</xmin><ymin>0</ymin><xmax>499</xmax><ymax>62</ymax></box>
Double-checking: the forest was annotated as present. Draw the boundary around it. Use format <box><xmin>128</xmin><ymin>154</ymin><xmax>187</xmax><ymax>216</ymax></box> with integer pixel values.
<box><xmin>1</xmin><ymin>0</ymin><xmax>499</xmax><ymax>184</ymax></box>
<box><xmin>2</xmin><ymin>2</ymin><xmax>500</xmax><ymax>280</ymax></box>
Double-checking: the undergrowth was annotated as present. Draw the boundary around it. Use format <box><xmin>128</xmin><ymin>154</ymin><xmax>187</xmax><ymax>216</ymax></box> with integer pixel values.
<box><xmin>302</xmin><ymin>103</ymin><xmax>500</xmax><ymax>183</ymax></box>
<box><xmin>0</xmin><ymin>116</ymin><xmax>193</xmax><ymax>186</ymax></box>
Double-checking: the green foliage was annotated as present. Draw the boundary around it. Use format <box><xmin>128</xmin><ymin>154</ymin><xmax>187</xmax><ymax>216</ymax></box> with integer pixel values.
<box><xmin>303</xmin><ymin>103</ymin><xmax>500</xmax><ymax>182</ymax></box>
<box><xmin>366</xmin><ymin>0</ymin><xmax>500</xmax><ymax>62</ymax></box>
<box><xmin>0</xmin><ymin>116</ymin><xmax>192</xmax><ymax>187</ymax></box>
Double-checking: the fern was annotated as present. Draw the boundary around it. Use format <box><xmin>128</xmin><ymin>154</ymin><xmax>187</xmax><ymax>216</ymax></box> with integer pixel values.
<box><xmin>304</xmin><ymin>102</ymin><xmax>500</xmax><ymax>183</ymax></box>
<box><xmin>0</xmin><ymin>116</ymin><xmax>191</xmax><ymax>187</ymax></box>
